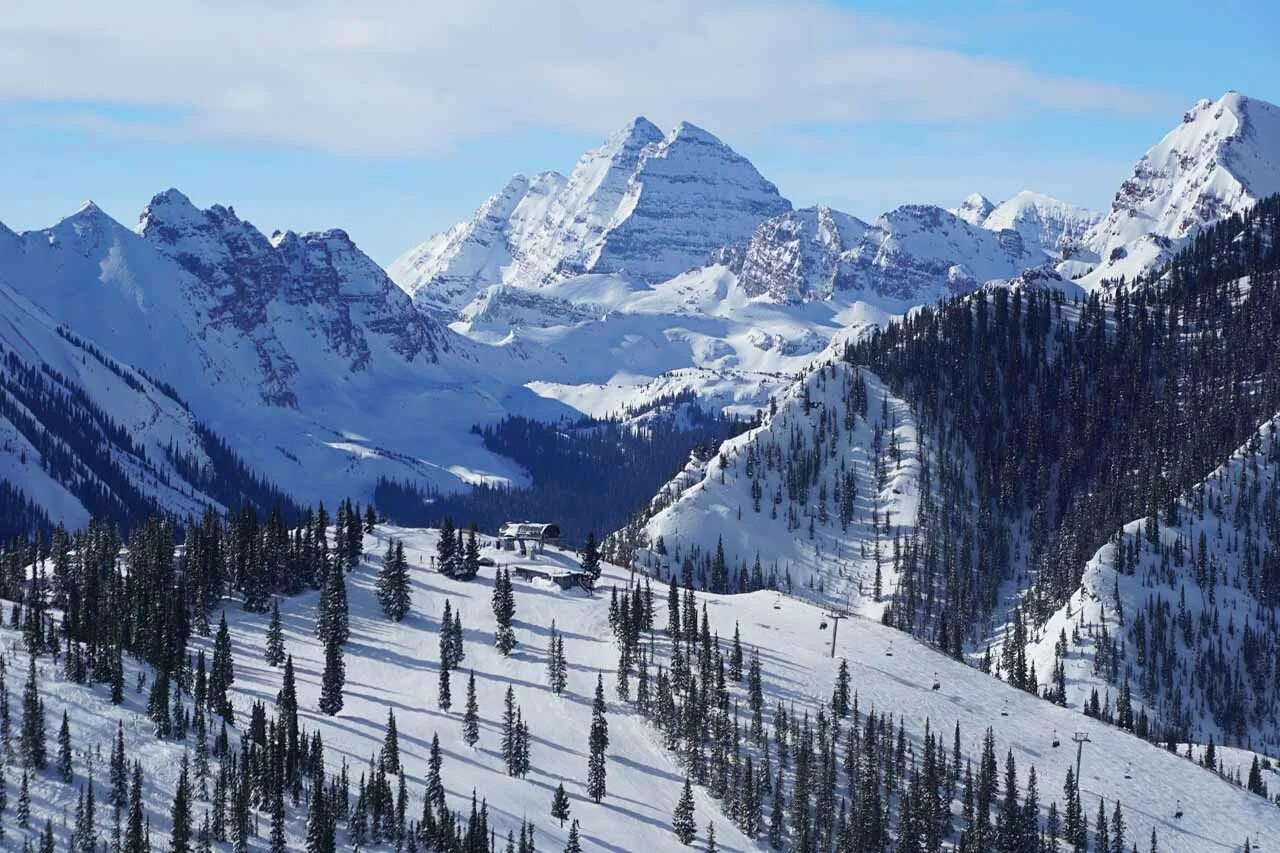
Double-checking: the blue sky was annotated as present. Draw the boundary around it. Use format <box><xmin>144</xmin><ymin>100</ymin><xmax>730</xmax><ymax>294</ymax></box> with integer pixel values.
<box><xmin>1</xmin><ymin>1</ymin><xmax>1276</xmax><ymax>264</ymax></box>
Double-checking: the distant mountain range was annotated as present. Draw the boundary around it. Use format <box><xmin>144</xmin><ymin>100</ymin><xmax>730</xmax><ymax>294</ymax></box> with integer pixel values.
<box><xmin>0</xmin><ymin>91</ymin><xmax>1277</xmax><ymax>532</ymax></box>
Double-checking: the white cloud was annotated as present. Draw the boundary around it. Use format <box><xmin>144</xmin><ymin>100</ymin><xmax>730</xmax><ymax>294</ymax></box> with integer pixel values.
<box><xmin>0</xmin><ymin>0</ymin><xmax>1170</xmax><ymax>155</ymax></box>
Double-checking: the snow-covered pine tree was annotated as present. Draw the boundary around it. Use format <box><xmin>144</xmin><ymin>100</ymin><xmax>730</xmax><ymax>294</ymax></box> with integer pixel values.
<box><xmin>564</xmin><ymin>819</ymin><xmax>582</xmax><ymax>853</ymax></box>
<box><xmin>493</xmin><ymin>568</ymin><xmax>517</xmax><ymax>654</ymax></box>
<box><xmin>20</xmin><ymin>655</ymin><xmax>46</xmax><ymax>769</ymax></box>
<box><xmin>587</xmin><ymin>675</ymin><xmax>609</xmax><ymax>802</ymax></box>
<box><xmin>672</xmin><ymin>776</ymin><xmax>696</xmax><ymax>845</ymax></box>
<box><xmin>581</xmin><ymin>532</ymin><xmax>601</xmax><ymax>586</ymax></box>
<box><xmin>550</xmin><ymin>782</ymin><xmax>570</xmax><ymax>828</ymax></box>
<box><xmin>463</xmin><ymin>671</ymin><xmax>480</xmax><ymax>748</ymax></box>
<box><xmin>316</xmin><ymin>555</ymin><xmax>349</xmax><ymax>645</ymax></box>
<box><xmin>377</xmin><ymin>539</ymin><xmax>412</xmax><ymax>622</ymax></box>
<box><xmin>318</xmin><ymin>630</ymin><xmax>344</xmax><ymax>716</ymax></box>
<box><xmin>171</xmin><ymin>752</ymin><xmax>193</xmax><ymax>853</ymax></box>
<box><xmin>461</xmin><ymin>526</ymin><xmax>481</xmax><ymax>581</ymax></box>
<box><xmin>265</xmin><ymin>598</ymin><xmax>285</xmax><ymax>666</ymax></box>
<box><xmin>436</xmin><ymin>518</ymin><xmax>457</xmax><ymax>577</ymax></box>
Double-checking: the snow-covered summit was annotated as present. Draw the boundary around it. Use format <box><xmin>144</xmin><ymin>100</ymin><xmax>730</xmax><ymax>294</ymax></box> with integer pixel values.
<box><xmin>952</xmin><ymin>192</ymin><xmax>995</xmax><ymax>225</ymax></box>
<box><xmin>981</xmin><ymin>190</ymin><xmax>1100</xmax><ymax>261</ymax></box>
<box><xmin>1080</xmin><ymin>91</ymin><xmax>1280</xmax><ymax>287</ymax></box>
<box><xmin>391</xmin><ymin>117</ymin><xmax>790</xmax><ymax>311</ymax></box>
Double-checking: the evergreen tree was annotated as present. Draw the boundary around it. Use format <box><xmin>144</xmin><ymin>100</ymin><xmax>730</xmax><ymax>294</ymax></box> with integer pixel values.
<box><xmin>57</xmin><ymin>709</ymin><xmax>73</xmax><ymax>782</ymax></box>
<box><xmin>436</xmin><ymin>518</ymin><xmax>458</xmax><ymax>577</ymax></box>
<box><xmin>493</xmin><ymin>568</ymin><xmax>517</xmax><ymax>654</ymax></box>
<box><xmin>125</xmin><ymin>762</ymin><xmax>144</xmax><ymax>853</ymax></box>
<box><xmin>672</xmin><ymin>777</ymin><xmax>697</xmax><ymax>845</ymax></box>
<box><xmin>19</xmin><ymin>656</ymin><xmax>45</xmax><ymax>769</ymax></box>
<box><xmin>832</xmin><ymin>658</ymin><xmax>851</xmax><ymax>719</ymax></box>
<box><xmin>265</xmin><ymin>599</ymin><xmax>286</xmax><ymax>666</ymax></box>
<box><xmin>461</xmin><ymin>526</ymin><xmax>481</xmax><ymax>580</ymax></box>
<box><xmin>171</xmin><ymin>753</ymin><xmax>193</xmax><ymax>853</ymax></box>
<box><xmin>208</xmin><ymin>614</ymin><xmax>236</xmax><ymax>723</ymax></box>
<box><xmin>564</xmin><ymin>819</ymin><xmax>582</xmax><ymax>853</ymax></box>
<box><xmin>377</xmin><ymin>539</ymin><xmax>412</xmax><ymax>621</ymax></box>
<box><xmin>316</xmin><ymin>557</ymin><xmax>349</xmax><ymax>645</ymax></box>
<box><xmin>547</xmin><ymin>621</ymin><xmax>568</xmax><ymax>695</ymax></box>
<box><xmin>382</xmin><ymin>709</ymin><xmax>401</xmax><ymax>774</ymax></box>
<box><xmin>438</xmin><ymin>665</ymin><xmax>452</xmax><ymax>712</ymax></box>
<box><xmin>587</xmin><ymin>675</ymin><xmax>609</xmax><ymax>802</ymax></box>
<box><xmin>17</xmin><ymin>769</ymin><xmax>29</xmax><ymax>827</ymax></box>
<box><xmin>318</xmin><ymin>630</ymin><xmax>345</xmax><ymax>716</ymax></box>
<box><xmin>581</xmin><ymin>532</ymin><xmax>601</xmax><ymax>585</ymax></box>
<box><xmin>550</xmin><ymin>782</ymin><xmax>571</xmax><ymax>828</ymax></box>
<box><xmin>463</xmin><ymin>671</ymin><xmax>480</xmax><ymax>748</ymax></box>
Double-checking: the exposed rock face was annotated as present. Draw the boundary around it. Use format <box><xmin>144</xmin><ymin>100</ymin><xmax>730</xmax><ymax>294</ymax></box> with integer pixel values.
<box><xmin>737</xmin><ymin>206</ymin><xmax>869</xmax><ymax>302</ymax></box>
<box><xmin>737</xmin><ymin>203</ymin><xmax>1040</xmax><ymax>304</ymax></box>
<box><xmin>139</xmin><ymin>189</ymin><xmax>443</xmax><ymax>405</ymax></box>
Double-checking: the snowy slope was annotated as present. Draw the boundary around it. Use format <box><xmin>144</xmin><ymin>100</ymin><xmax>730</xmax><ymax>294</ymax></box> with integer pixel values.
<box><xmin>1078</xmin><ymin>91</ymin><xmax>1280</xmax><ymax>287</ymax></box>
<box><xmin>388</xmin><ymin>172</ymin><xmax>566</xmax><ymax>319</ymax></box>
<box><xmin>0</xmin><ymin>279</ymin><xmax>264</xmax><ymax>527</ymax></box>
<box><xmin>201</xmin><ymin>526</ymin><xmax>1280</xmax><ymax>851</ymax></box>
<box><xmin>1025</xmin><ymin>410</ymin><xmax>1280</xmax><ymax>753</ymax></box>
<box><xmin>616</xmin><ymin>360</ymin><xmax>921</xmax><ymax>615</ymax></box>
<box><xmin>9</xmin><ymin>519</ymin><xmax>1280</xmax><ymax>851</ymax></box>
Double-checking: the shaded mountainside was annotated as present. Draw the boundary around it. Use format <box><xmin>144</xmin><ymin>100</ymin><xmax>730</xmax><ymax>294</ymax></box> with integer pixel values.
<box><xmin>0</xmin><ymin>282</ymin><xmax>296</xmax><ymax>539</ymax></box>
<box><xmin>1026</xmin><ymin>412</ymin><xmax>1280</xmax><ymax>753</ymax></box>
<box><xmin>843</xmin><ymin>194</ymin><xmax>1280</xmax><ymax>663</ymax></box>
<box><xmin>375</xmin><ymin>400</ymin><xmax>746</xmax><ymax>545</ymax></box>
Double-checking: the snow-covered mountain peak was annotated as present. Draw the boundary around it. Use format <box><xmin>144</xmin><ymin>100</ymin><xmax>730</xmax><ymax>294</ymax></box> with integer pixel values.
<box><xmin>981</xmin><ymin>190</ymin><xmax>1100</xmax><ymax>261</ymax></box>
<box><xmin>392</xmin><ymin>116</ymin><xmax>790</xmax><ymax>306</ymax></box>
<box><xmin>1079</xmin><ymin>90</ymin><xmax>1280</xmax><ymax>287</ymax></box>
<box><xmin>953</xmin><ymin>192</ymin><xmax>995</xmax><ymax>225</ymax></box>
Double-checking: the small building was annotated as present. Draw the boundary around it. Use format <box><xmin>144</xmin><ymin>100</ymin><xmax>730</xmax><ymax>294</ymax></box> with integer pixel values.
<box><xmin>511</xmin><ymin>564</ymin><xmax>592</xmax><ymax>591</ymax></box>
<box><xmin>497</xmin><ymin>522</ymin><xmax>561</xmax><ymax>555</ymax></box>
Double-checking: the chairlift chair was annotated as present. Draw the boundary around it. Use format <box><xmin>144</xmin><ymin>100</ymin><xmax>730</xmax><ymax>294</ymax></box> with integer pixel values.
<box><xmin>1051</xmin><ymin>729</ymin><xmax>1060</xmax><ymax>748</ymax></box>
<box><xmin>931</xmin><ymin>672</ymin><xmax>940</xmax><ymax>691</ymax></box>
<box><xmin>1124</xmin><ymin>762</ymin><xmax>1132</xmax><ymax>780</ymax></box>
<box><xmin>1174</xmin><ymin>799</ymin><xmax>1183</xmax><ymax>819</ymax></box>
<box><xmin>1000</xmin><ymin>700</ymin><xmax>1010</xmax><ymax>717</ymax></box>
<box><xmin>819</xmin><ymin>620</ymin><xmax>829</xmax><ymax>630</ymax></box>
<box><xmin>884</xmin><ymin>641</ymin><xmax>894</xmax><ymax>657</ymax></box>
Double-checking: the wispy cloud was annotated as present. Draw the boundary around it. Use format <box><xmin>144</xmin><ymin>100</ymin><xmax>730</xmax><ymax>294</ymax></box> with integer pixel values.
<box><xmin>0</xmin><ymin>0</ymin><xmax>1173</xmax><ymax>155</ymax></box>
